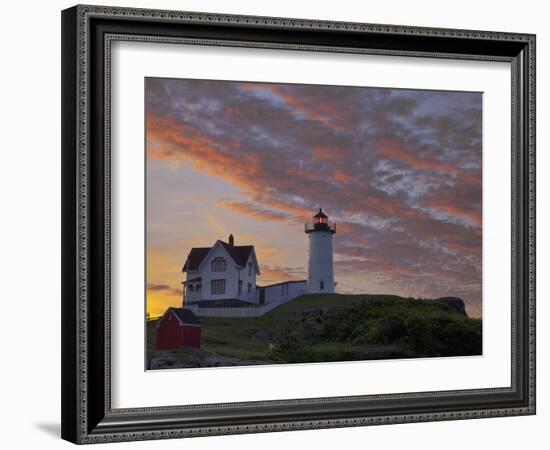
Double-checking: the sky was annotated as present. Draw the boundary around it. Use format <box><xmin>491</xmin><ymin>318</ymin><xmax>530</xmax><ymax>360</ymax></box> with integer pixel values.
<box><xmin>145</xmin><ymin>78</ymin><xmax>482</xmax><ymax>318</ymax></box>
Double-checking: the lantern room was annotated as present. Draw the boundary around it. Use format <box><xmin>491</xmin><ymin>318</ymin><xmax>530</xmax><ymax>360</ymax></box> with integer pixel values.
<box><xmin>305</xmin><ymin>208</ymin><xmax>336</xmax><ymax>233</ymax></box>
<box><xmin>314</xmin><ymin>208</ymin><xmax>327</xmax><ymax>224</ymax></box>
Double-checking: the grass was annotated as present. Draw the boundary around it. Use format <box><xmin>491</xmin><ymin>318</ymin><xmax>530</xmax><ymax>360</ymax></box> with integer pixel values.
<box><xmin>147</xmin><ymin>294</ymin><xmax>482</xmax><ymax>368</ymax></box>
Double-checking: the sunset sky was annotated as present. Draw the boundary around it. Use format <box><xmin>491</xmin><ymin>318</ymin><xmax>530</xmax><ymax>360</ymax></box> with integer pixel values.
<box><xmin>145</xmin><ymin>78</ymin><xmax>482</xmax><ymax>318</ymax></box>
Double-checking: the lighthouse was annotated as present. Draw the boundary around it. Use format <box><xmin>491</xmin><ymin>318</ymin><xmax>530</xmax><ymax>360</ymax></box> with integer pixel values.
<box><xmin>305</xmin><ymin>208</ymin><xmax>336</xmax><ymax>294</ymax></box>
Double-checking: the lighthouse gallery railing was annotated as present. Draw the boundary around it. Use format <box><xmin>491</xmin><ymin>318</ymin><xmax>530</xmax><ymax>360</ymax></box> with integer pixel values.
<box><xmin>304</xmin><ymin>221</ymin><xmax>336</xmax><ymax>233</ymax></box>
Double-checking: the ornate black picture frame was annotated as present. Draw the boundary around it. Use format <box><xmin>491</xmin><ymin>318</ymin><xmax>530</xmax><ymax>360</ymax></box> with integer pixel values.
<box><xmin>61</xmin><ymin>4</ymin><xmax>536</xmax><ymax>444</ymax></box>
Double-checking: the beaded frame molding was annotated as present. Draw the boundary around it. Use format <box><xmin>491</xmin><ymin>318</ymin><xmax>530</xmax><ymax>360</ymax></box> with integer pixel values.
<box><xmin>61</xmin><ymin>4</ymin><xmax>536</xmax><ymax>444</ymax></box>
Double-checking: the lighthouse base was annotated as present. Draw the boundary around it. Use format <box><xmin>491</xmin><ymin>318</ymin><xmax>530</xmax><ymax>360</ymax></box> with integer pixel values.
<box><xmin>307</xmin><ymin>279</ymin><xmax>335</xmax><ymax>294</ymax></box>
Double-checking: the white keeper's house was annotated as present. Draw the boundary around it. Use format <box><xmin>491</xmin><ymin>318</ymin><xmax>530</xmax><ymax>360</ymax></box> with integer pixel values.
<box><xmin>181</xmin><ymin>208</ymin><xmax>336</xmax><ymax>316</ymax></box>
<box><xmin>182</xmin><ymin>234</ymin><xmax>261</xmax><ymax>306</ymax></box>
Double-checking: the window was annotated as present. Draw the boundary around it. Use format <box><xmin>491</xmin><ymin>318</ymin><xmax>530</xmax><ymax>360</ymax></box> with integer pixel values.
<box><xmin>248</xmin><ymin>262</ymin><xmax>252</xmax><ymax>276</ymax></box>
<box><xmin>188</xmin><ymin>285</ymin><xmax>194</xmax><ymax>292</ymax></box>
<box><xmin>238</xmin><ymin>280</ymin><xmax>243</xmax><ymax>294</ymax></box>
<box><xmin>211</xmin><ymin>257</ymin><xmax>226</xmax><ymax>272</ymax></box>
<box><xmin>197</xmin><ymin>284</ymin><xmax>201</xmax><ymax>291</ymax></box>
<box><xmin>282</xmin><ymin>283</ymin><xmax>288</xmax><ymax>295</ymax></box>
<box><xmin>211</xmin><ymin>279</ymin><xmax>225</xmax><ymax>295</ymax></box>
<box><xmin>320</xmin><ymin>280</ymin><xmax>324</xmax><ymax>290</ymax></box>
<box><xmin>247</xmin><ymin>282</ymin><xmax>252</xmax><ymax>293</ymax></box>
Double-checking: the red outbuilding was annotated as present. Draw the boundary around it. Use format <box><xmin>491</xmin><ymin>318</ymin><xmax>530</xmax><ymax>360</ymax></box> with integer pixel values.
<box><xmin>156</xmin><ymin>307</ymin><xmax>202</xmax><ymax>350</ymax></box>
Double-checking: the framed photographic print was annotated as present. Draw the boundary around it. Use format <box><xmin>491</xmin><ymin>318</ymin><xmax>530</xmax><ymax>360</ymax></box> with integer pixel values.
<box><xmin>61</xmin><ymin>4</ymin><xmax>536</xmax><ymax>444</ymax></box>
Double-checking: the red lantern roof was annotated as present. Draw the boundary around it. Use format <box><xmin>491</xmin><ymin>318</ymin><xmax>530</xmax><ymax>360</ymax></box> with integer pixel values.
<box><xmin>313</xmin><ymin>208</ymin><xmax>328</xmax><ymax>219</ymax></box>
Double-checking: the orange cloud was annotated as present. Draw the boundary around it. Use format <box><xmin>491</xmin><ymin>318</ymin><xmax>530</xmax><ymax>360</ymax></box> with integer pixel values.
<box><xmin>364</xmin><ymin>196</ymin><xmax>398</xmax><ymax>215</ymax></box>
<box><xmin>218</xmin><ymin>199</ymin><xmax>292</xmax><ymax>222</ymax></box>
<box><xmin>426</xmin><ymin>198</ymin><xmax>481</xmax><ymax>228</ymax></box>
<box><xmin>333</xmin><ymin>222</ymin><xmax>355</xmax><ymax>234</ymax></box>
<box><xmin>332</xmin><ymin>169</ymin><xmax>353</xmax><ymax>184</ymax></box>
<box><xmin>312</xmin><ymin>146</ymin><xmax>337</xmax><ymax>161</ymax></box>
<box><xmin>258</xmin><ymin>265</ymin><xmax>306</xmax><ymax>284</ymax></box>
<box><xmin>147</xmin><ymin>113</ymin><xmax>261</xmax><ymax>193</ymax></box>
<box><xmin>147</xmin><ymin>283</ymin><xmax>183</xmax><ymax>297</ymax></box>
<box><xmin>444</xmin><ymin>240</ymin><xmax>480</xmax><ymax>252</ymax></box>
<box><xmin>401</xmin><ymin>207</ymin><xmax>429</xmax><ymax>220</ymax></box>
<box><xmin>248</xmin><ymin>193</ymin><xmax>311</xmax><ymax>222</ymax></box>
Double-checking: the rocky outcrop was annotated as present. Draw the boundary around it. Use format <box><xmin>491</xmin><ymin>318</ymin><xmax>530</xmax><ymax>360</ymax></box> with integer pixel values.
<box><xmin>149</xmin><ymin>350</ymin><xmax>271</xmax><ymax>369</ymax></box>
<box><xmin>435</xmin><ymin>297</ymin><xmax>467</xmax><ymax>316</ymax></box>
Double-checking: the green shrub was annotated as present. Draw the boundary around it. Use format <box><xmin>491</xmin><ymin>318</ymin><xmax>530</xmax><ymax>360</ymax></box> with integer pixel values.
<box><xmin>405</xmin><ymin>315</ymin><xmax>481</xmax><ymax>356</ymax></box>
<box><xmin>270</xmin><ymin>296</ymin><xmax>481</xmax><ymax>363</ymax></box>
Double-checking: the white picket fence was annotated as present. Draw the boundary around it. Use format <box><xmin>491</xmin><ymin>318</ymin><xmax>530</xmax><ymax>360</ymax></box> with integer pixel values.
<box><xmin>186</xmin><ymin>294</ymin><xmax>300</xmax><ymax>318</ymax></box>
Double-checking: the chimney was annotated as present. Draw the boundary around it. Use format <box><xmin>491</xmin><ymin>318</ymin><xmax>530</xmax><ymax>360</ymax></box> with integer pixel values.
<box><xmin>228</xmin><ymin>234</ymin><xmax>234</xmax><ymax>246</ymax></box>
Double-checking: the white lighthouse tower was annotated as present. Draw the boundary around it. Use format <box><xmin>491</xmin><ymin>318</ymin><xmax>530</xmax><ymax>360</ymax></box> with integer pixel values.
<box><xmin>305</xmin><ymin>208</ymin><xmax>336</xmax><ymax>293</ymax></box>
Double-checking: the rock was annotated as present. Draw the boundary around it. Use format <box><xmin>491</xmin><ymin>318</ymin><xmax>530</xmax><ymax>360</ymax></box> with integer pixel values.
<box><xmin>150</xmin><ymin>354</ymin><xmax>194</xmax><ymax>369</ymax></box>
<box><xmin>435</xmin><ymin>297</ymin><xmax>467</xmax><ymax>316</ymax></box>
<box><xmin>202</xmin><ymin>354</ymin><xmax>267</xmax><ymax>367</ymax></box>
<box><xmin>148</xmin><ymin>347</ymin><xmax>273</xmax><ymax>370</ymax></box>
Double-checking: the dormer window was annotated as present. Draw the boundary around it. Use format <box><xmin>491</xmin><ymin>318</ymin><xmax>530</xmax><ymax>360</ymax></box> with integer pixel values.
<box><xmin>248</xmin><ymin>262</ymin><xmax>252</xmax><ymax>276</ymax></box>
<box><xmin>211</xmin><ymin>257</ymin><xmax>226</xmax><ymax>272</ymax></box>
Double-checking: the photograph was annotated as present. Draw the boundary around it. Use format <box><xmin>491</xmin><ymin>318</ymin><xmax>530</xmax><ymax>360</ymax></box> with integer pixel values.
<box><xmin>145</xmin><ymin>77</ymin><xmax>483</xmax><ymax>370</ymax></box>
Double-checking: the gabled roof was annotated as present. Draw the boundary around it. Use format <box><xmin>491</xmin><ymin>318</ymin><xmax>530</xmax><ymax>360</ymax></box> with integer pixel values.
<box><xmin>219</xmin><ymin>241</ymin><xmax>254</xmax><ymax>268</ymax></box>
<box><xmin>182</xmin><ymin>247</ymin><xmax>211</xmax><ymax>271</ymax></box>
<box><xmin>183</xmin><ymin>240</ymin><xmax>259</xmax><ymax>274</ymax></box>
<box><xmin>169</xmin><ymin>307</ymin><xmax>201</xmax><ymax>326</ymax></box>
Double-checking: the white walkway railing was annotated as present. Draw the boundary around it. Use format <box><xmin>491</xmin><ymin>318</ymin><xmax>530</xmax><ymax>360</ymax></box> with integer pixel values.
<box><xmin>186</xmin><ymin>293</ymin><xmax>303</xmax><ymax>318</ymax></box>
